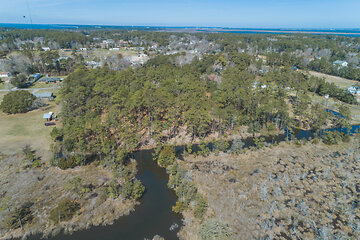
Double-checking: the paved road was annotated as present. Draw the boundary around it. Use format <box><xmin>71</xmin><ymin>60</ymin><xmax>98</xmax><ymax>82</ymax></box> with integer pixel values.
<box><xmin>0</xmin><ymin>86</ymin><xmax>61</xmax><ymax>92</ymax></box>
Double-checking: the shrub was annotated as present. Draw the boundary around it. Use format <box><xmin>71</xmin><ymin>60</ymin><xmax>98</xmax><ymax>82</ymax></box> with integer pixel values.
<box><xmin>0</xmin><ymin>90</ymin><xmax>36</xmax><ymax>114</ymax></box>
<box><xmin>229</xmin><ymin>138</ymin><xmax>245</xmax><ymax>154</ymax></box>
<box><xmin>198</xmin><ymin>219</ymin><xmax>233</xmax><ymax>240</ymax></box>
<box><xmin>157</xmin><ymin>145</ymin><xmax>176</xmax><ymax>167</ymax></box>
<box><xmin>194</xmin><ymin>194</ymin><xmax>207</xmax><ymax>219</ymax></box>
<box><xmin>65</xmin><ymin>177</ymin><xmax>91</xmax><ymax>198</ymax></box>
<box><xmin>49</xmin><ymin>199</ymin><xmax>79</xmax><ymax>223</ymax></box>
<box><xmin>172</xmin><ymin>201</ymin><xmax>187</xmax><ymax>213</ymax></box>
<box><xmin>120</xmin><ymin>179</ymin><xmax>145</xmax><ymax>200</ymax></box>
<box><xmin>322</xmin><ymin>131</ymin><xmax>342</xmax><ymax>145</ymax></box>
<box><xmin>23</xmin><ymin>145</ymin><xmax>42</xmax><ymax>168</ymax></box>
<box><xmin>5</xmin><ymin>202</ymin><xmax>33</xmax><ymax>229</ymax></box>
<box><xmin>57</xmin><ymin>156</ymin><xmax>80</xmax><ymax>169</ymax></box>
<box><xmin>213</xmin><ymin>140</ymin><xmax>230</xmax><ymax>155</ymax></box>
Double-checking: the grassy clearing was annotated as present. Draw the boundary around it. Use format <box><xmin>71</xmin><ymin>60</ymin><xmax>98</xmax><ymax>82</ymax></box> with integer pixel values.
<box><xmin>307</xmin><ymin>70</ymin><xmax>359</xmax><ymax>88</ymax></box>
<box><xmin>309</xmin><ymin>92</ymin><xmax>360</xmax><ymax>124</ymax></box>
<box><xmin>29</xmin><ymin>81</ymin><xmax>61</xmax><ymax>89</ymax></box>
<box><xmin>0</xmin><ymin>99</ymin><xmax>59</xmax><ymax>160</ymax></box>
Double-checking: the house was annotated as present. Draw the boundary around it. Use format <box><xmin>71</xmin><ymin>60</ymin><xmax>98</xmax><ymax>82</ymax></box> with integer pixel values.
<box><xmin>0</xmin><ymin>72</ymin><xmax>10</xmax><ymax>78</ymax></box>
<box><xmin>34</xmin><ymin>92</ymin><xmax>54</xmax><ymax>99</ymax></box>
<box><xmin>333</xmin><ymin>60</ymin><xmax>348</xmax><ymax>67</ymax></box>
<box><xmin>109</xmin><ymin>48</ymin><xmax>120</xmax><ymax>51</ymax></box>
<box><xmin>347</xmin><ymin>86</ymin><xmax>360</xmax><ymax>95</ymax></box>
<box><xmin>38</xmin><ymin>77</ymin><xmax>62</xmax><ymax>83</ymax></box>
<box><xmin>30</xmin><ymin>73</ymin><xmax>41</xmax><ymax>81</ymax></box>
<box><xmin>42</xmin><ymin>47</ymin><xmax>51</xmax><ymax>51</ymax></box>
<box><xmin>43</xmin><ymin>112</ymin><xmax>53</xmax><ymax>121</ymax></box>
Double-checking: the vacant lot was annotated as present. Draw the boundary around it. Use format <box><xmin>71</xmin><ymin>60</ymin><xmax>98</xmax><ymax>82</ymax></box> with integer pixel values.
<box><xmin>178</xmin><ymin>140</ymin><xmax>360</xmax><ymax>240</ymax></box>
<box><xmin>307</xmin><ymin>70</ymin><xmax>359</xmax><ymax>89</ymax></box>
<box><xmin>0</xmin><ymin>93</ymin><xmax>59</xmax><ymax>160</ymax></box>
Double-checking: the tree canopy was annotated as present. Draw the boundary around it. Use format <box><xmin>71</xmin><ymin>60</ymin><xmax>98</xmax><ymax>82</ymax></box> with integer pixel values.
<box><xmin>0</xmin><ymin>90</ymin><xmax>36</xmax><ymax>114</ymax></box>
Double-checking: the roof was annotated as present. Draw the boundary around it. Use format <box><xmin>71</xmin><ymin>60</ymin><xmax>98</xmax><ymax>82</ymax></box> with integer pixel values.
<box><xmin>333</xmin><ymin>60</ymin><xmax>348</xmax><ymax>65</ymax></box>
<box><xmin>43</xmin><ymin>113</ymin><xmax>52</xmax><ymax>119</ymax></box>
<box><xmin>39</xmin><ymin>77</ymin><xmax>61</xmax><ymax>82</ymax></box>
<box><xmin>33</xmin><ymin>92</ymin><xmax>53</xmax><ymax>98</ymax></box>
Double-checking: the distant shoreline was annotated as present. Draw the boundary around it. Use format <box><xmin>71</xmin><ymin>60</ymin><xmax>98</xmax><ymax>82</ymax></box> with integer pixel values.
<box><xmin>1</xmin><ymin>23</ymin><xmax>360</xmax><ymax>36</ymax></box>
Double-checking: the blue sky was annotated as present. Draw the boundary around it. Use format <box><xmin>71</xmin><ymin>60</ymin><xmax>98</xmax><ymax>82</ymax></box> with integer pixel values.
<box><xmin>0</xmin><ymin>0</ymin><xmax>359</xmax><ymax>28</ymax></box>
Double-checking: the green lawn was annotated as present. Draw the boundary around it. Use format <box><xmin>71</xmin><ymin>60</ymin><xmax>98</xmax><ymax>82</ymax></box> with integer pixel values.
<box><xmin>307</xmin><ymin>70</ymin><xmax>358</xmax><ymax>89</ymax></box>
<box><xmin>0</xmin><ymin>96</ymin><xmax>59</xmax><ymax>160</ymax></box>
<box><xmin>29</xmin><ymin>81</ymin><xmax>61</xmax><ymax>89</ymax></box>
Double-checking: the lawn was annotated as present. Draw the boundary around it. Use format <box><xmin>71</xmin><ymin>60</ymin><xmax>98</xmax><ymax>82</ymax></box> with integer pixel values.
<box><xmin>29</xmin><ymin>81</ymin><xmax>61</xmax><ymax>89</ymax></box>
<box><xmin>0</xmin><ymin>98</ymin><xmax>59</xmax><ymax>160</ymax></box>
<box><xmin>307</xmin><ymin>70</ymin><xmax>358</xmax><ymax>89</ymax></box>
<box><xmin>309</xmin><ymin>93</ymin><xmax>360</xmax><ymax>125</ymax></box>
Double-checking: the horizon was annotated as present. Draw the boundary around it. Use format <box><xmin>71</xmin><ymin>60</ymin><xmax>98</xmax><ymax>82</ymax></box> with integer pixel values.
<box><xmin>0</xmin><ymin>0</ymin><xmax>359</xmax><ymax>28</ymax></box>
<box><xmin>1</xmin><ymin>22</ymin><xmax>360</xmax><ymax>31</ymax></box>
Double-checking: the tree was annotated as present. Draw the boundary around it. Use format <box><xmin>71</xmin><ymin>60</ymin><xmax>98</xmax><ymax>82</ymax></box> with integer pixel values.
<box><xmin>0</xmin><ymin>90</ymin><xmax>36</xmax><ymax>114</ymax></box>
<box><xmin>10</xmin><ymin>73</ymin><xmax>28</xmax><ymax>88</ymax></box>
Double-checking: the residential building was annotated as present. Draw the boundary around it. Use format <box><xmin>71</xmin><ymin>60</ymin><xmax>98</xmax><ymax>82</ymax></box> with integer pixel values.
<box><xmin>34</xmin><ymin>92</ymin><xmax>54</xmax><ymax>99</ymax></box>
<box><xmin>333</xmin><ymin>60</ymin><xmax>348</xmax><ymax>67</ymax></box>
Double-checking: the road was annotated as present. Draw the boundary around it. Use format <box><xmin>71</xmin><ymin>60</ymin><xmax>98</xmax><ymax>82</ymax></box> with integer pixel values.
<box><xmin>0</xmin><ymin>86</ymin><xmax>61</xmax><ymax>93</ymax></box>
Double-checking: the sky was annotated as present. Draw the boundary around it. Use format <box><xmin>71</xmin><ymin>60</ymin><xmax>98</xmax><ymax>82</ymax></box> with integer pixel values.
<box><xmin>0</xmin><ymin>0</ymin><xmax>359</xmax><ymax>28</ymax></box>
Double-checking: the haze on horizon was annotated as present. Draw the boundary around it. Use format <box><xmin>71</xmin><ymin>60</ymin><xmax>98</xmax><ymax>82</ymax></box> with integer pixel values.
<box><xmin>0</xmin><ymin>0</ymin><xmax>359</xmax><ymax>28</ymax></box>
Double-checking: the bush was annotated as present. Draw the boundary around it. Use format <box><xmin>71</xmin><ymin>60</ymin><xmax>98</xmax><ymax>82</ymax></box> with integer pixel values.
<box><xmin>213</xmin><ymin>140</ymin><xmax>230</xmax><ymax>155</ymax></box>
<box><xmin>23</xmin><ymin>145</ymin><xmax>42</xmax><ymax>168</ymax></box>
<box><xmin>57</xmin><ymin>156</ymin><xmax>79</xmax><ymax>169</ymax></box>
<box><xmin>156</xmin><ymin>145</ymin><xmax>176</xmax><ymax>167</ymax></box>
<box><xmin>229</xmin><ymin>138</ymin><xmax>245</xmax><ymax>154</ymax></box>
<box><xmin>194</xmin><ymin>194</ymin><xmax>207</xmax><ymax>219</ymax></box>
<box><xmin>65</xmin><ymin>177</ymin><xmax>91</xmax><ymax>198</ymax></box>
<box><xmin>322</xmin><ymin>131</ymin><xmax>343</xmax><ymax>145</ymax></box>
<box><xmin>120</xmin><ymin>179</ymin><xmax>145</xmax><ymax>200</ymax></box>
<box><xmin>49</xmin><ymin>199</ymin><xmax>79</xmax><ymax>223</ymax></box>
<box><xmin>5</xmin><ymin>202</ymin><xmax>33</xmax><ymax>229</ymax></box>
<box><xmin>172</xmin><ymin>201</ymin><xmax>187</xmax><ymax>213</ymax></box>
<box><xmin>198</xmin><ymin>218</ymin><xmax>233</xmax><ymax>240</ymax></box>
<box><xmin>0</xmin><ymin>90</ymin><xmax>36</xmax><ymax>114</ymax></box>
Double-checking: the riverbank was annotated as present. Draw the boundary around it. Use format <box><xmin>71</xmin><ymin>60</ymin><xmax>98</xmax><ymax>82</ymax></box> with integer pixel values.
<box><xmin>0</xmin><ymin>154</ymin><xmax>138</xmax><ymax>240</ymax></box>
<box><xmin>175</xmin><ymin>139</ymin><xmax>360</xmax><ymax>239</ymax></box>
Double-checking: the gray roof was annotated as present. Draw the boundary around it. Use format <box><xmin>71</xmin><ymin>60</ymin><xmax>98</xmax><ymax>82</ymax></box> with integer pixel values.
<box><xmin>39</xmin><ymin>77</ymin><xmax>61</xmax><ymax>82</ymax></box>
<box><xmin>43</xmin><ymin>113</ymin><xmax>52</xmax><ymax>119</ymax></box>
<box><xmin>333</xmin><ymin>60</ymin><xmax>347</xmax><ymax>65</ymax></box>
<box><xmin>33</xmin><ymin>92</ymin><xmax>53</xmax><ymax>98</ymax></box>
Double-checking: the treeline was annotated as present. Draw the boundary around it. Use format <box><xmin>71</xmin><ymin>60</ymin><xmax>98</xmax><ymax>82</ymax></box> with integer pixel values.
<box><xmin>0</xmin><ymin>28</ymin><xmax>91</xmax><ymax>49</ymax></box>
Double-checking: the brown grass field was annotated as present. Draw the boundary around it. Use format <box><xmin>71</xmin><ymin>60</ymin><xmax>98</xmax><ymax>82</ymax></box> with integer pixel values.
<box><xmin>0</xmin><ymin>91</ymin><xmax>59</xmax><ymax>160</ymax></box>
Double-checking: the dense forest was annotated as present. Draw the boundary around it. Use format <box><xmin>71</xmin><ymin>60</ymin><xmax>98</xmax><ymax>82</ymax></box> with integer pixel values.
<box><xmin>51</xmin><ymin>51</ymin><xmax>352</xmax><ymax>168</ymax></box>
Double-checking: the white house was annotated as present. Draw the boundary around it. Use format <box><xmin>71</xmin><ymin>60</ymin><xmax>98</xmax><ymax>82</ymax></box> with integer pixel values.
<box><xmin>0</xmin><ymin>72</ymin><xmax>10</xmax><ymax>78</ymax></box>
<box><xmin>42</xmin><ymin>47</ymin><xmax>51</xmax><ymax>51</ymax></box>
<box><xmin>333</xmin><ymin>60</ymin><xmax>348</xmax><ymax>67</ymax></box>
<box><xmin>348</xmin><ymin>86</ymin><xmax>360</xmax><ymax>95</ymax></box>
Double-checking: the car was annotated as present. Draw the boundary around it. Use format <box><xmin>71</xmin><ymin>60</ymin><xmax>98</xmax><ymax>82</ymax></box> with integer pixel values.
<box><xmin>44</xmin><ymin>122</ymin><xmax>56</xmax><ymax>126</ymax></box>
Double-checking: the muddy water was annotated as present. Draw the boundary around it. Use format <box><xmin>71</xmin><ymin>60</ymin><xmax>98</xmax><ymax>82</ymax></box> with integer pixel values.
<box><xmin>45</xmin><ymin>149</ymin><xmax>182</xmax><ymax>240</ymax></box>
